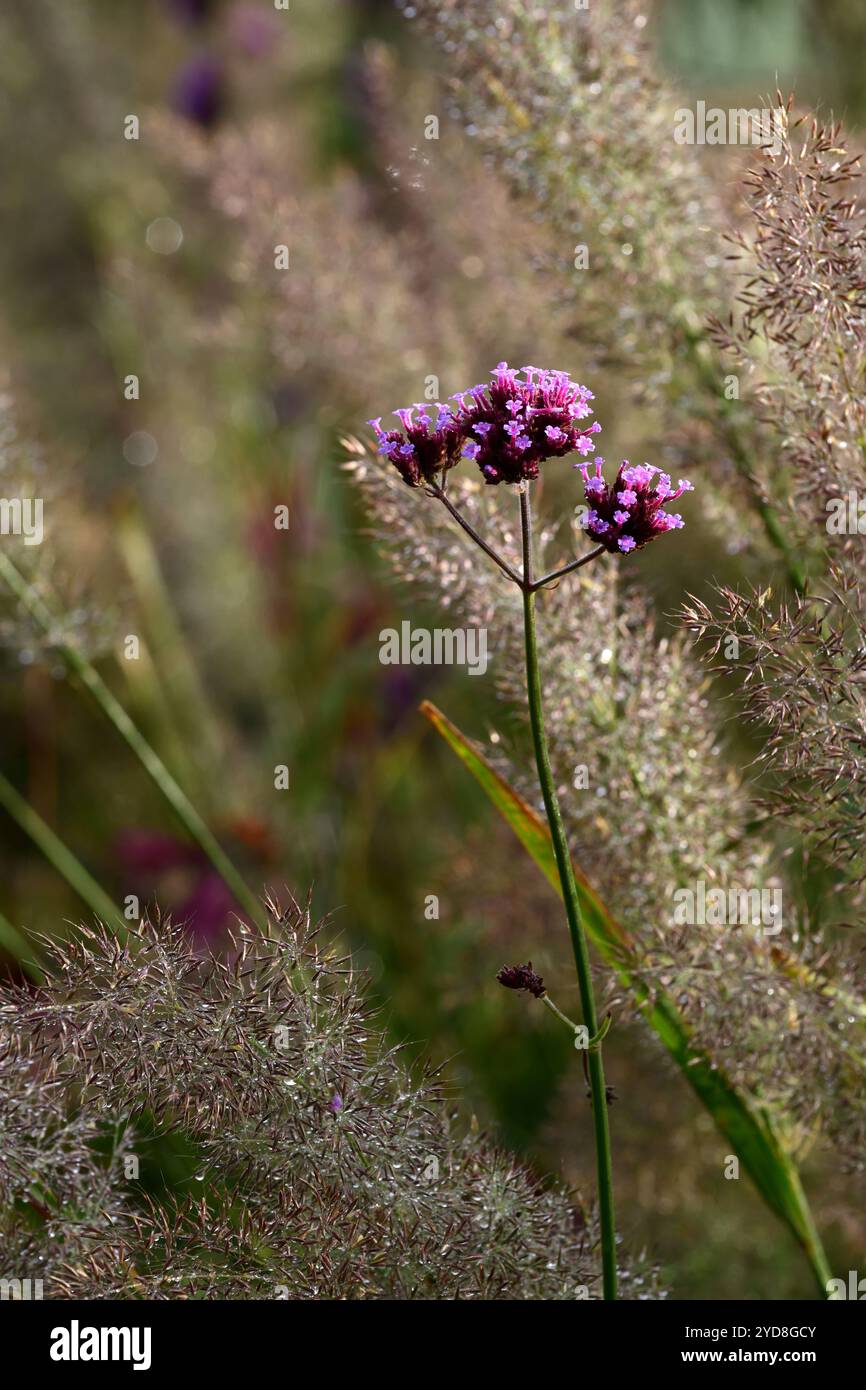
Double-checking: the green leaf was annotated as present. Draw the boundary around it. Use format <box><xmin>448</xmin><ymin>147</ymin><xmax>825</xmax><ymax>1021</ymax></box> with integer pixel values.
<box><xmin>421</xmin><ymin>700</ymin><xmax>833</xmax><ymax>1296</ymax></box>
<box><xmin>0</xmin><ymin>768</ymin><xmax>125</xmax><ymax>938</ymax></box>
<box><xmin>0</xmin><ymin>910</ymin><xmax>44</xmax><ymax>983</ymax></box>
<box><xmin>0</xmin><ymin>551</ymin><xmax>264</xmax><ymax>931</ymax></box>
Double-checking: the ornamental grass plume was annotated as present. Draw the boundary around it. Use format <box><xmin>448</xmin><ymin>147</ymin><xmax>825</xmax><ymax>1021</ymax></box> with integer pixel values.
<box><xmin>366</xmin><ymin>362</ymin><xmax>695</xmax><ymax>1300</ymax></box>
<box><xmin>708</xmin><ymin>97</ymin><xmax>866</xmax><ymax>550</ymax></box>
<box><xmin>0</xmin><ymin>897</ymin><xmax>662</xmax><ymax>1300</ymax></box>
<box><xmin>394</xmin><ymin>0</ymin><xmax>808</xmax><ymax>587</ymax></box>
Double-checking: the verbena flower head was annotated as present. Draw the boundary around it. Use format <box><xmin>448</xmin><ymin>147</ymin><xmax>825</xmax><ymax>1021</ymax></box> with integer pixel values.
<box><xmin>367</xmin><ymin>403</ymin><xmax>463</xmax><ymax>487</ymax></box>
<box><xmin>496</xmin><ymin>961</ymin><xmax>547</xmax><ymax>998</ymax></box>
<box><xmin>369</xmin><ymin>363</ymin><xmax>600</xmax><ymax>488</ymax></box>
<box><xmin>452</xmin><ymin>362</ymin><xmax>600</xmax><ymax>485</ymax></box>
<box><xmin>577</xmin><ymin>458</ymin><xmax>694</xmax><ymax>553</ymax></box>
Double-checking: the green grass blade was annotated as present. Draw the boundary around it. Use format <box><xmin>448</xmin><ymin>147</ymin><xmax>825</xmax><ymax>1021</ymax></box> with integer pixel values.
<box><xmin>0</xmin><ymin>908</ymin><xmax>45</xmax><ymax>982</ymax></box>
<box><xmin>421</xmin><ymin>699</ymin><xmax>833</xmax><ymax>1296</ymax></box>
<box><xmin>0</xmin><ymin>551</ymin><xmax>264</xmax><ymax>930</ymax></box>
<box><xmin>0</xmin><ymin>768</ymin><xmax>124</xmax><ymax>935</ymax></box>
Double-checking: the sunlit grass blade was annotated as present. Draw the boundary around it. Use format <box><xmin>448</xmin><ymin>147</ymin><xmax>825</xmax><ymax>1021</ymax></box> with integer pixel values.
<box><xmin>0</xmin><ymin>551</ymin><xmax>264</xmax><ymax>930</ymax></box>
<box><xmin>421</xmin><ymin>699</ymin><xmax>833</xmax><ymax>1296</ymax></box>
<box><xmin>0</xmin><ymin>767</ymin><xmax>123</xmax><ymax>936</ymax></box>
<box><xmin>115</xmin><ymin>501</ymin><xmax>228</xmax><ymax>811</ymax></box>
<box><xmin>0</xmin><ymin>908</ymin><xmax>44</xmax><ymax>982</ymax></box>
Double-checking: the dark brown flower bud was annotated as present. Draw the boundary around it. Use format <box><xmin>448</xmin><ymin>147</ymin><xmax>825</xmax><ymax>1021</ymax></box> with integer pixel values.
<box><xmin>496</xmin><ymin>961</ymin><xmax>546</xmax><ymax>998</ymax></box>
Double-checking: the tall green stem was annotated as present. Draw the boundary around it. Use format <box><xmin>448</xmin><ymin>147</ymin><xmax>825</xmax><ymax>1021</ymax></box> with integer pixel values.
<box><xmin>519</xmin><ymin>488</ymin><xmax>617</xmax><ymax>1300</ymax></box>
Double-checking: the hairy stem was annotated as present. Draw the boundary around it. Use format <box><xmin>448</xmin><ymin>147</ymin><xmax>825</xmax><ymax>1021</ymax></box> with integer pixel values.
<box><xmin>428</xmin><ymin>481</ymin><xmax>524</xmax><ymax>586</ymax></box>
<box><xmin>531</xmin><ymin>544</ymin><xmax>606</xmax><ymax>592</ymax></box>
<box><xmin>519</xmin><ymin>487</ymin><xmax>617</xmax><ymax>1300</ymax></box>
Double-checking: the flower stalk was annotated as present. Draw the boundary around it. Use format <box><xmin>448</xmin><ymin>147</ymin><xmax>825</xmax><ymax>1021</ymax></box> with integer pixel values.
<box><xmin>518</xmin><ymin>486</ymin><xmax>617</xmax><ymax>1301</ymax></box>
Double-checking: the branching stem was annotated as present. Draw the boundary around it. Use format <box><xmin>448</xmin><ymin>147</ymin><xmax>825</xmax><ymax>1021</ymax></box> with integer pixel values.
<box><xmin>530</xmin><ymin>545</ymin><xmax>606</xmax><ymax>591</ymax></box>
<box><xmin>429</xmin><ymin>480</ymin><xmax>603</xmax><ymax>593</ymax></box>
<box><xmin>427</xmin><ymin>481</ymin><xmax>524</xmax><ymax>587</ymax></box>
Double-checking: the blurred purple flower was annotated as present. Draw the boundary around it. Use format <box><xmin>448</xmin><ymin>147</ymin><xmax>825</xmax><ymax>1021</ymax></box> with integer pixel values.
<box><xmin>115</xmin><ymin>829</ymin><xmax>200</xmax><ymax>875</ymax></box>
<box><xmin>173</xmin><ymin>54</ymin><xmax>225</xmax><ymax>128</ymax></box>
<box><xmin>381</xmin><ymin>665</ymin><xmax>431</xmax><ymax>735</ymax></box>
<box><xmin>227</xmin><ymin>3</ymin><xmax>281</xmax><ymax>57</ymax></box>
<box><xmin>177</xmin><ymin>872</ymin><xmax>240</xmax><ymax>945</ymax></box>
<box><xmin>115</xmin><ymin>830</ymin><xmax>244</xmax><ymax>945</ymax></box>
<box><xmin>164</xmin><ymin>0</ymin><xmax>217</xmax><ymax>25</ymax></box>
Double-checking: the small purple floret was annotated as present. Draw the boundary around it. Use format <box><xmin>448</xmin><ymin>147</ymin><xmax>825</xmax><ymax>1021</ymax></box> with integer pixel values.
<box><xmin>370</xmin><ymin>362</ymin><xmax>601</xmax><ymax>487</ymax></box>
<box><xmin>578</xmin><ymin>458</ymin><xmax>694</xmax><ymax>554</ymax></box>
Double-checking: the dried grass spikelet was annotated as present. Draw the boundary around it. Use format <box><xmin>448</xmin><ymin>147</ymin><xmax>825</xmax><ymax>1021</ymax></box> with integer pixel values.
<box><xmin>682</xmin><ymin>568</ymin><xmax>866</xmax><ymax>888</ymax></box>
<box><xmin>0</xmin><ymin>895</ymin><xmax>663</xmax><ymax>1299</ymax></box>
<box><xmin>708</xmin><ymin>97</ymin><xmax>866</xmax><ymax>533</ymax></box>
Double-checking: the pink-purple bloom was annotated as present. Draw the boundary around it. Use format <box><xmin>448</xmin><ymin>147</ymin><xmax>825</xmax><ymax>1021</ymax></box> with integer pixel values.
<box><xmin>577</xmin><ymin>459</ymin><xmax>693</xmax><ymax>554</ymax></box>
<box><xmin>369</xmin><ymin>363</ymin><xmax>600</xmax><ymax>487</ymax></box>
<box><xmin>368</xmin><ymin>365</ymin><xmax>694</xmax><ymax>554</ymax></box>
<box><xmin>367</xmin><ymin>404</ymin><xmax>463</xmax><ymax>487</ymax></box>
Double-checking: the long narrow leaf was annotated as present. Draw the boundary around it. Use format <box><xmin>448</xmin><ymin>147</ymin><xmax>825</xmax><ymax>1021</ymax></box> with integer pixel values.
<box><xmin>0</xmin><ymin>551</ymin><xmax>264</xmax><ymax>930</ymax></box>
<box><xmin>0</xmin><ymin>768</ymin><xmax>124</xmax><ymax>935</ymax></box>
<box><xmin>0</xmin><ymin>909</ymin><xmax>44</xmax><ymax>982</ymax></box>
<box><xmin>421</xmin><ymin>700</ymin><xmax>833</xmax><ymax>1295</ymax></box>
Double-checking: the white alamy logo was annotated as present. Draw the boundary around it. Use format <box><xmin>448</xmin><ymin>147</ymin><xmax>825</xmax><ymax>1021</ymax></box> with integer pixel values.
<box><xmin>672</xmin><ymin>880</ymin><xmax>782</xmax><ymax>936</ymax></box>
<box><xmin>0</xmin><ymin>1277</ymin><xmax>43</xmax><ymax>1299</ymax></box>
<box><xmin>379</xmin><ymin>622</ymin><xmax>489</xmax><ymax>676</ymax></box>
<box><xmin>826</xmin><ymin>492</ymin><xmax>866</xmax><ymax>534</ymax></box>
<box><xmin>0</xmin><ymin>497</ymin><xmax>43</xmax><ymax>545</ymax></box>
<box><xmin>826</xmin><ymin>1271</ymin><xmax>866</xmax><ymax>1300</ymax></box>
<box><xmin>674</xmin><ymin>103</ymin><xmax>783</xmax><ymax>155</ymax></box>
<box><xmin>50</xmin><ymin>1321</ymin><xmax>152</xmax><ymax>1372</ymax></box>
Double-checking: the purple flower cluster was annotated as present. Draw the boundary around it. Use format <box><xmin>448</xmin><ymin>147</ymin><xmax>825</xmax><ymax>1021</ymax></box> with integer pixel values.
<box><xmin>496</xmin><ymin>962</ymin><xmax>547</xmax><ymax>999</ymax></box>
<box><xmin>578</xmin><ymin>459</ymin><xmax>693</xmax><ymax>554</ymax></box>
<box><xmin>368</xmin><ymin>362</ymin><xmax>601</xmax><ymax>488</ymax></box>
<box><xmin>367</xmin><ymin>403</ymin><xmax>464</xmax><ymax>488</ymax></box>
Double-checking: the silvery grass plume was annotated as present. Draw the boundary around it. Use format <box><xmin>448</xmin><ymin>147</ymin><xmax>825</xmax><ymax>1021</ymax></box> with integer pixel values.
<box><xmin>396</xmin><ymin>0</ymin><xmax>723</xmax><ymax>359</ymax></box>
<box><xmin>682</xmin><ymin>572</ymin><xmax>866</xmax><ymax>892</ymax></box>
<box><xmin>143</xmin><ymin>110</ymin><xmax>571</xmax><ymax>426</ymax></box>
<box><xmin>709</xmin><ymin>99</ymin><xmax>866</xmax><ymax>540</ymax></box>
<box><xmin>395</xmin><ymin>0</ymin><xmax>808</xmax><ymax>580</ymax></box>
<box><xmin>392</xmin><ymin>12</ymin><xmax>713</xmax><ymax>396</ymax></box>
<box><xmin>0</xmin><ymin>898</ymin><xmax>662</xmax><ymax>1299</ymax></box>
<box><xmin>680</xmin><ymin>577</ymin><xmax>866</xmax><ymax>1169</ymax></box>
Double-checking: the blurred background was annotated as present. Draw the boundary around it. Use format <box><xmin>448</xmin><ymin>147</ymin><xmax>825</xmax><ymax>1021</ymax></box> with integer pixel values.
<box><xmin>0</xmin><ymin>0</ymin><xmax>864</xmax><ymax>1299</ymax></box>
